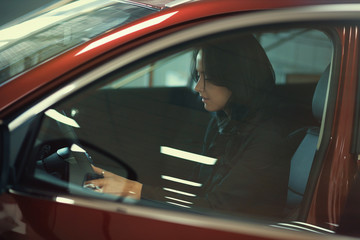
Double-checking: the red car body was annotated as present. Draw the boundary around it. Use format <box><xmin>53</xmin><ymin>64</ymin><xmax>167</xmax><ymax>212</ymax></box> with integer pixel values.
<box><xmin>1</xmin><ymin>0</ymin><xmax>360</xmax><ymax>239</ymax></box>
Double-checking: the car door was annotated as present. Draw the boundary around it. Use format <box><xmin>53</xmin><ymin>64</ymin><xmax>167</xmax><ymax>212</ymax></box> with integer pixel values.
<box><xmin>1</xmin><ymin>3</ymin><xmax>360</xmax><ymax>240</ymax></box>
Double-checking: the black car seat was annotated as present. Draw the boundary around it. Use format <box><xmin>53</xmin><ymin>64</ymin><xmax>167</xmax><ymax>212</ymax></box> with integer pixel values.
<box><xmin>286</xmin><ymin>65</ymin><xmax>330</xmax><ymax>210</ymax></box>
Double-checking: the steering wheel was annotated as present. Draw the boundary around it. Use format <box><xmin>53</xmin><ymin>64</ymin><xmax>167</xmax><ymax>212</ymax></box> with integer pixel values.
<box><xmin>36</xmin><ymin>109</ymin><xmax>137</xmax><ymax>189</ymax></box>
<box><xmin>40</xmin><ymin>145</ymin><xmax>98</xmax><ymax>185</ymax></box>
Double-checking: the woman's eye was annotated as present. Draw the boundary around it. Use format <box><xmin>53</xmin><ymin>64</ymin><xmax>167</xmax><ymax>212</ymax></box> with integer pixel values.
<box><xmin>194</xmin><ymin>73</ymin><xmax>200</xmax><ymax>82</ymax></box>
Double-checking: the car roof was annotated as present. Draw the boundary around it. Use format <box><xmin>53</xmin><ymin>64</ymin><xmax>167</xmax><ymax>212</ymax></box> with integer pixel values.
<box><xmin>132</xmin><ymin>0</ymin><xmax>185</xmax><ymax>9</ymax></box>
<box><xmin>0</xmin><ymin>0</ymin><xmax>359</xmax><ymax>118</ymax></box>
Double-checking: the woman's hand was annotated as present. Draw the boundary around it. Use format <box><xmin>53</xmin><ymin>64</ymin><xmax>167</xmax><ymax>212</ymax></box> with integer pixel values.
<box><xmin>84</xmin><ymin>165</ymin><xmax>142</xmax><ymax>200</ymax></box>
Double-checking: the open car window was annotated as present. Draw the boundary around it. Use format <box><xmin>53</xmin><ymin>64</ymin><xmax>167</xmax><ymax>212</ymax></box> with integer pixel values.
<box><xmin>24</xmin><ymin>26</ymin><xmax>334</xmax><ymax>222</ymax></box>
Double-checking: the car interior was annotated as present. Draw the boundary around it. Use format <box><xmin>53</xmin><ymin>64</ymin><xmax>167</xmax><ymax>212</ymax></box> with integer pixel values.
<box><xmin>27</xmin><ymin>27</ymin><xmax>333</xmax><ymax>221</ymax></box>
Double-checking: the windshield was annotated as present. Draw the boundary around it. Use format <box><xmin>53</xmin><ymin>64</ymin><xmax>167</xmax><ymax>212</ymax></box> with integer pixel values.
<box><xmin>0</xmin><ymin>0</ymin><xmax>156</xmax><ymax>85</ymax></box>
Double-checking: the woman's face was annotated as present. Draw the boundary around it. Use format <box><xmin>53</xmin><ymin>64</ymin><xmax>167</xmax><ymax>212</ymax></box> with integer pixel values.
<box><xmin>194</xmin><ymin>51</ymin><xmax>232</xmax><ymax>112</ymax></box>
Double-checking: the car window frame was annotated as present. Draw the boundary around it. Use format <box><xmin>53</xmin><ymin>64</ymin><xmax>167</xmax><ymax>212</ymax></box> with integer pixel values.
<box><xmin>6</xmin><ymin>4</ymin><xmax>360</xmax><ymax>236</ymax></box>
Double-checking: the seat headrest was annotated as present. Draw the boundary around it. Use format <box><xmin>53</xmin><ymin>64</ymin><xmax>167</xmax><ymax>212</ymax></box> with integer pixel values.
<box><xmin>312</xmin><ymin>65</ymin><xmax>330</xmax><ymax>122</ymax></box>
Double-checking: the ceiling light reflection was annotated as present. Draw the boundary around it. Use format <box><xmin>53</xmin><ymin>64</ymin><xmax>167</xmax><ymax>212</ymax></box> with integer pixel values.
<box><xmin>0</xmin><ymin>16</ymin><xmax>67</xmax><ymax>41</ymax></box>
<box><xmin>70</xmin><ymin>144</ymin><xmax>86</xmax><ymax>153</ymax></box>
<box><xmin>76</xmin><ymin>11</ymin><xmax>178</xmax><ymax>55</ymax></box>
<box><xmin>45</xmin><ymin>109</ymin><xmax>80</xmax><ymax>128</ymax></box>
<box><xmin>277</xmin><ymin>223</ymin><xmax>325</xmax><ymax>234</ymax></box>
<box><xmin>161</xmin><ymin>175</ymin><xmax>202</xmax><ymax>187</ymax></box>
<box><xmin>0</xmin><ymin>42</ymin><xmax>8</xmax><ymax>48</ymax></box>
<box><xmin>166</xmin><ymin>201</ymin><xmax>191</xmax><ymax>209</ymax></box>
<box><xmin>291</xmin><ymin>221</ymin><xmax>335</xmax><ymax>233</ymax></box>
<box><xmin>163</xmin><ymin>188</ymin><xmax>196</xmax><ymax>197</ymax></box>
<box><xmin>55</xmin><ymin>197</ymin><xmax>75</xmax><ymax>204</ymax></box>
<box><xmin>165</xmin><ymin>196</ymin><xmax>193</xmax><ymax>205</ymax></box>
<box><xmin>160</xmin><ymin>146</ymin><xmax>217</xmax><ymax>165</ymax></box>
<box><xmin>269</xmin><ymin>225</ymin><xmax>300</xmax><ymax>232</ymax></box>
<box><xmin>0</xmin><ymin>0</ymin><xmax>110</xmax><ymax>43</ymax></box>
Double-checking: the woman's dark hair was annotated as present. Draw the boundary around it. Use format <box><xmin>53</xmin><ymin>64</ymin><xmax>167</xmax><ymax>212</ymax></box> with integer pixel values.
<box><xmin>192</xmin><ymin>33</ymin><xmax>275</xmax><ymax>108</ymax></box>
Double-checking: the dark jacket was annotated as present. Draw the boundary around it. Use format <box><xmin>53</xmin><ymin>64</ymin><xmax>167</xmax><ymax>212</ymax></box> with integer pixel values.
<box><xmin>194</xmin><ymin>102</ymin><xmax>297</xmax><ymax>219</ymax></box>
<box><xmin>141</xmin><ymin>98</ymin><xmax>298</xmax><ymax>219</ymax></box>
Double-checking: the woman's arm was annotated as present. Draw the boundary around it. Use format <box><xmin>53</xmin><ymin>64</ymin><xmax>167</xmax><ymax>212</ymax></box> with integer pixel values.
<box><xmin>84</xmin><ymin>165</ymin><xmax>143</xmax><ymax>199</ymax></box>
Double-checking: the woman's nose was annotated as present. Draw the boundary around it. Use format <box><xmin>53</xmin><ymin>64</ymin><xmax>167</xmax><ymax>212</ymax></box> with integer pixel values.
<box><xmin>194</xmin><ymin>77</ymin><xmax>204</xmax><ymax>93</ymax></box>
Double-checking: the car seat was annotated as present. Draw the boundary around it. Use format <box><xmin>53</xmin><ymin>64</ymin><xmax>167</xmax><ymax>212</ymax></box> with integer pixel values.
<box><xmin>286</xmin><ymin>65</ymin><xmax>330</xmax><ymax>210</ymax></box>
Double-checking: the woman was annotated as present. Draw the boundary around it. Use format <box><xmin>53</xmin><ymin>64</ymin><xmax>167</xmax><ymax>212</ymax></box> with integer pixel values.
<box><xmin>87</xmin><ymin>34</ymin><xmax>296</xmax><ymax>218</ymax></box>
<box><xmin>190</xmin><ymin>34</ymin><xmax>296</xmax><ymax>218</ymax></box>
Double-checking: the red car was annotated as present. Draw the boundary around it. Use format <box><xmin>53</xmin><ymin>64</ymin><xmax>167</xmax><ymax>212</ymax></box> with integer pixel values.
<box><xmin>1</xmin><ymin>0</ymin><xmax>360</xmax><ymax>239</ymax></box>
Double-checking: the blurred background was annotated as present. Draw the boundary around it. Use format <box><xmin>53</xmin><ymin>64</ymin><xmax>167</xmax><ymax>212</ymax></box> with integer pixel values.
<box><xmin>0</xmin><ymin>0</ymin><xmax>69</xmax><ymax>27</ymax></box>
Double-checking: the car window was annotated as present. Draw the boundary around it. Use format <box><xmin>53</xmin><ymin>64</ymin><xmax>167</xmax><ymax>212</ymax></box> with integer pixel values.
<box><xmin>261</xmin><ymin>29</ymin><xmax>332</xmax><ymax>84</ymax></box>
<box><xmin>0</xmin><ymin>0</ymin><xmax>156</xmax><ymax>85</ymax></box>
<box><xmin>104</xmin><ymin>50</ymin><xmax>193</xmax><ymax>89</ymax></box>
<box><xmin>26</xmin><ymin>26</ymin><xmax>333</xmax><ymax>222</ymax></box>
